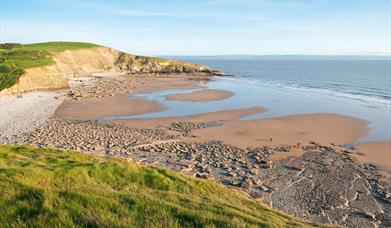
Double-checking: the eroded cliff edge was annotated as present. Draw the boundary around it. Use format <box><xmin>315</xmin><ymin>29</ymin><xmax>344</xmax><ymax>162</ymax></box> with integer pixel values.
<box><xmin>1</xmin><ymin>43</ymin><xmax>222</xmax><ymax>94</ymax></box>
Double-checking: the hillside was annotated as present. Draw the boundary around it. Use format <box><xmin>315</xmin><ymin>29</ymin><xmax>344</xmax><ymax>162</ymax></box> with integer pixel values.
<box><xmin>0</xmin><ymin>42</ymin><xmax>219</xmax><ymax>93</ymax></box>
<box><xmin>0</xmin><ymin>144</ymin><xmax>325</xmax><ymax>227</ymax></box>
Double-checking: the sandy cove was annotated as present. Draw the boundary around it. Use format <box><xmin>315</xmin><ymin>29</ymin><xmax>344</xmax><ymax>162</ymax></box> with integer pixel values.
<box><xmin>51</xmin><ymin>74</ymin><xmax>389</xmax><ymax>178</ymax></box>
<box><xmin>2</xmin><ymin>73</ymin><xmax>391</xmax><ymax>227</ymax></box>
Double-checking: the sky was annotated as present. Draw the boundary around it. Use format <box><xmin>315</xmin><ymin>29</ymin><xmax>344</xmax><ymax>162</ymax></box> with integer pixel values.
<box><xmin>1</xmin><ymin>0</ymin><xmax>390</xmax><ymax>56</ymax></box>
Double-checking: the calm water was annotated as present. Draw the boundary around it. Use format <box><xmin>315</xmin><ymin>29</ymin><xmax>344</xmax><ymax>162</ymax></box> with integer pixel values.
<box><xmin>104</xmin><ymin>59</ymin><xmax>391</xmax><ymax>143</ymax></box>
<box><xmin>185</xmin><ymin>59</ymin><xmax>391</xmax><ymax>107</ymax></box>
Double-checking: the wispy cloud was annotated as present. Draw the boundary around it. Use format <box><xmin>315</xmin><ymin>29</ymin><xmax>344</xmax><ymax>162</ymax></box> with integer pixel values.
<box><xmin>109</xmin><ymin>9</ymin><xmax>170</xmax><ymax>17</ymax></box>
<box><xmin>38</xmin><ymin>0</ymin><xmax>170</xmax><ymax>17</ymax></box>
<box><xmin>234</xmin><ymin>15</ymin><xmax>270</xmax><ymax>21</ymax></box>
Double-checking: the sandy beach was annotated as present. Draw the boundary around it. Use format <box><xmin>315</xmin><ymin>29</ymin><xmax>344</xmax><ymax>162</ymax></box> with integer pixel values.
<box><xmin>3</xmin><ymin>3</ymin><xmax>390</xmax><ymax>226</ymax></box>
<box><xmin>108</xmin><ymin>107</ymin><xmax>265</xmax><ymax>129</ymax></box>
<box><xmin>165</xmin><ymin>89</ymin><xmax>234</xmax><ymax>102</ymax></box>
<box><xmin>3</xmin><ymin>75</ymin><xmax>383</xmax><ymax>169</ymax></box>
<box><xmin>0</xmin><ymin>92</ymin><xmax>65</xmax><ymax>141</ymax></box>
<box><xmin>110</xmin><ymin>110</ymin><xmax>368</xmax><ymax>161</ymax></box>
<box><xmin>54</xmin><ymin>95</ymin><xmax>165</xmax><ymax>120</ymax></box>
<box><xmin>53</xmin><ymin>75</ymin><xmax>376</xmax><ymax>165</ymax></box>
<box><xmin>2</xmin><ymin>73</ymin><xmax>390</xmax><ymax>228</ymax></box>
<box><xmin>190</xmin><ymin>113</ymin><xmax>368</xmax><ymax>148</ymax></box>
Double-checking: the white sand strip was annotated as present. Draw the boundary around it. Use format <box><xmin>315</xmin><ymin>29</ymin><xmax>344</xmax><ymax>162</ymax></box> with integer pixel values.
<box><xmin>0</xmin><ymin>92</ymin><xmax>65</xmax><ymax>142</ymax></box>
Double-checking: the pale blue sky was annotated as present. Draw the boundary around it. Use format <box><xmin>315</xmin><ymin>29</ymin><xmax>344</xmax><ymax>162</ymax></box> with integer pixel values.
<box><xmin>1</xmin><ymin>0</ymin><xmax>390</xmax><ymax>55</ymax></box>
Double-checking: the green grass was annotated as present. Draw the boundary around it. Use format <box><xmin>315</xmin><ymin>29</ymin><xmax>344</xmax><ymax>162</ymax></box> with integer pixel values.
<box><xmin>0</xmin><ymin>145</ymin><xmax>327</xmax><ymax>227</ymax></box>
<box><xmin>0</xmin><ymin>42</ymin><xmax>97</xmax><ymax>90</ymax></box>
<box><xmin>0</xmin><ymin>69</ymin><xmax>25</xmax><ymax>91</ymax></box>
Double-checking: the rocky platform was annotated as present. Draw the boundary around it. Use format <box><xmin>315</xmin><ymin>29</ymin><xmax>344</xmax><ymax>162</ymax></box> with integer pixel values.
<box><xmin>128</xmin><ymin>141</ymin><xmax>390</xmax><ymax>227</ymax></box>
<box><xmin>4</xmin><ymin>120</ymin><xmax>176</xmax><ymax>155</ymax></box>
<box><xmin>3</xmin><ymin>119</ymin><xmax>390</xmax><ymax>227</ymax></box>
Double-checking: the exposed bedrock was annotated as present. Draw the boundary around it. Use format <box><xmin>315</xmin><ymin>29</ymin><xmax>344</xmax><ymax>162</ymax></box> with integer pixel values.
<box><xmin>5</xmin><ymin>119</ymin><xmax>390</xmax><ymax>227</ymax></box>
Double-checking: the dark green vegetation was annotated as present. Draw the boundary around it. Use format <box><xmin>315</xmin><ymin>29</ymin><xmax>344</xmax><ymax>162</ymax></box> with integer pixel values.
<box><xmin>0</xmin><ymin>145</ymin><xmax>325</xmax><ymax>227</ymax></box>
<box><xmin>0</xmin><ymin>42</ymin><xmax>97</xmax><ymax>90</ymax></box>
<box><xmin>0</xmin><ymin>69</ymin><xmax>25</xmax><ymax>91</ymax></box>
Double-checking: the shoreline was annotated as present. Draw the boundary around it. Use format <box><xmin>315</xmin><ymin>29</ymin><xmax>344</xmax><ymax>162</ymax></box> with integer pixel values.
<box><xmin>2</xmin><ymin>73</ymin><xmax>390</xmax><ymax>227</ymax></box>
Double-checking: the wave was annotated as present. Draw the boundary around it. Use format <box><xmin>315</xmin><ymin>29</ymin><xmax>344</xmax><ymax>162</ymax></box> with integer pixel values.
<box><xmin>215</xmin><ymin>76</ymin><xmax>391</xmax><ymax>108</ymax></box>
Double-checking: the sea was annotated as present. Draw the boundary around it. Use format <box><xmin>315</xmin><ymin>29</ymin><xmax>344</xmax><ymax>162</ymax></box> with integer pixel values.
<box><xmin>106</xmin><ymin>57</ymin><xmax>391</xmax><ymax>143</ymax></box>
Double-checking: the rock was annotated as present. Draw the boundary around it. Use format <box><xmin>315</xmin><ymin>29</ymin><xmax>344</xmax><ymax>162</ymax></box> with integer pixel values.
<box><xmin>227</xmin><ymin>171</ymin><xmax>237</xmax><ymax>177</ymax></box>
<box><xmin>241</xmin><ymin>178</ymin><xmax>253</xmax><ymax>189</ymax></box>
<box><xmin>357</xmin><ymin>211</ymin><xmax>376</xmax><ymax>221</ymax></box>
<box><xmin>249</xmin><ymin>169</ymin><xmax>258</xmax><ymax>175</ymax></box>
<box><xmin>238</xmin><ymin>170</ymin><xmax>246</xmax><ymax>177</ymax></box>
<box><xmin>249</xmin><ymin>190</ymin><xmax>263</xmax><ymax>199</ymax></box>
<box><xmin>221</xmin><ymin>179</ymin><xmax>232</xmax><ymax>185</ymax></box>
<box><xmin>14</xmin><ymin>120</ymin><xmax>391</xmax><ymax>228</ymax></box>
<box><xmin>195</xmin><ymin>172</ymin><xmax>209</xmax><ymax>179</ymax></box>
<box><xmin>259</xmin><ymin>185</ymin><xmax>269</xmax><ymax>192</ymax></box>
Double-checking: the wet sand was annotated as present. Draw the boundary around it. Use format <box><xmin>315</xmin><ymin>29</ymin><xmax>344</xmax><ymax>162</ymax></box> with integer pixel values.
<box><xmin>355</xmin><ymin>141</ymin><xmax>391</xmax><ymax>177</ymax></box>
<box><xmin>55</xmin><ymin>95</ymin><xmax>164</xmax><ymax>120</ymax></box>
<box><xmin>108</xmin><ymin>106</ymin><xmax>369</xmax><ymax>162</ymax></box>
<box><xmin>190</xmin><ymin>113</ymin><xmax>368</xmax><ymax>150</ymax></box>
<box><xmin>54</xmin><ymin>75</ymin><xmax>388</xmax><ymax>172</ymax></box>
<box><xmin>165</xmin><ymin>89</ymin><xmax>234</xmax><ymax>102</ymax></box>
<box><xmin>8</xmin><ymin>74</ymin><xmax>390</xmax><ymax>227</ymax></box>
<box><xmin>107</xmin><ymin>107</ymin><xmax>265</xmax><ymax>129</ymax></box>
<box><xmin>128</xmin><ymin>76</ymin><xmax>207</xmax><ymax>93</ymax></box>
<box><xmin>55</xmin><ymin>75</ymin><xmax>210</xmax><ymax>120</ymax></box>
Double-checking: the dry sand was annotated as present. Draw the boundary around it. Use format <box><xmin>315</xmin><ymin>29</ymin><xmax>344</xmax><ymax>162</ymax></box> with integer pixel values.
<box><xmin>165</xmin><ymin>89</ymin><xmax>234</xmax><ymax>102</ymax></box>
<box><xmin>54</xmin><ymin>95</ymin><xmax>164</xmax><ymax>120</ymax></box>
<box><xmin>355</xmin><ymin>141</ymin><xmax>391</xmax><ymax>177</ymax></box>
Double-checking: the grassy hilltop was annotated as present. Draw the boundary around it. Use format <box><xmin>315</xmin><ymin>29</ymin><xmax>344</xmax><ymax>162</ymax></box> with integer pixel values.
<box><xmin>0</xmin><ymin>145</ymin><xmax>324</xmax><ymax>227</ymax></box>
<box><xmin>0</xmin><ymin>42</ymin><xmax>98</xmax><ymax>91</ymax></box>
<box><xmin>0</xmin><ymin>42</ymin><xmax>217</xmax><ymax>92</ymax></box>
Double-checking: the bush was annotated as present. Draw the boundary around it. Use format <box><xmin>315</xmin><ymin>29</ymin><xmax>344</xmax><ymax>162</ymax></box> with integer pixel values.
<box><xmin>0</xmin><ymin>43</ymin><xmax>23</xmax><ymax>49</ymax></box>
<box><xmin>0</xmin><ymin>69</ymin><xmax>25</xmax><ymax>91</ymax></box>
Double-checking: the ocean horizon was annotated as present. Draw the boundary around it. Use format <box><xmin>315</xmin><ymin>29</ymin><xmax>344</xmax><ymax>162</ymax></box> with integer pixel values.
<box><xmin>165</xmin><ymin>55</ymin><xmax>390</xmax><ymax>61</ymax></box>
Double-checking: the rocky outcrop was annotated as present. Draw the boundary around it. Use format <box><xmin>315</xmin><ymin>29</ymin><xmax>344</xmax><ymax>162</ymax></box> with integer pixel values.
<box><xmin>3</xmin><ymin>46</ymin><xmax>222</xmax><ymax>94</ymax></box>
<box><xmin>115</xmin><ymin>53</ymin><xmax>217</xmax><ymax>74</ymax></box>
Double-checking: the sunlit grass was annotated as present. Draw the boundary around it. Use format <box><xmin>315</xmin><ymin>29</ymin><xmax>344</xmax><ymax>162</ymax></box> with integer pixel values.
<box><xmin>0</xmin><ymin>144</ymin><xmax>327</xmax><ymax>227</ymax></box>
<box><xmin>0</xmin><ymin>42</ymin><xmax>97</xmax><ymax>90</ymax></box>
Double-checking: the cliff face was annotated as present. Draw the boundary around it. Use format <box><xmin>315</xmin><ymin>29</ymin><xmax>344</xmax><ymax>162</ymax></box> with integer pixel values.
<box><xmin>3</xmin><ymin>46</ymin><xmax>220</xmax><ymax>94</ymax></box>
<box><xmin>115</xmin><ymin>53</ymin><xmax>214</xmax><ymax>74</ymax></box>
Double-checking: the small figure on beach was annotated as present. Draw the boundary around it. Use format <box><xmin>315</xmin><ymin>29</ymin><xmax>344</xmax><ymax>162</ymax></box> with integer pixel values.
<box><xmin>270</xmin><ymin>137</ymin><xmax>273</xmax><ymax>142</ymax></box>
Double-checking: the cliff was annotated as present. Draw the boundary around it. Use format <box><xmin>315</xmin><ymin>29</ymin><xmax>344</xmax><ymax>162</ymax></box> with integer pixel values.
<box><xmin>0</xmin><ymin>42</ymin><xmax>222</xmax><ymax>94</ymax></box>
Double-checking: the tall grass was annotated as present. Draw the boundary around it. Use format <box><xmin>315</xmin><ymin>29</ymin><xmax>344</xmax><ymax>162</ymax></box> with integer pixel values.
<box><xmin>0</xmin><ymin>145</ymin><xmax>326</xmax><ymax>227</ymax></box>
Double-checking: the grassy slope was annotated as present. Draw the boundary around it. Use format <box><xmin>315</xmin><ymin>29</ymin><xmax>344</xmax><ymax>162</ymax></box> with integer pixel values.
<box><xmin>0</xmin><ymin>42</ymin><xmax>98</xmax><ymax>91</ymax></box>
<box><xmin>0</xmin><ymin>41</ymin><xmax>209</xmax><ymax>92</ymax></box>
<box><xmin>0</xmin><ymin>145</ymin><xmax>325</xmax><ymax>227</ymax></box>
